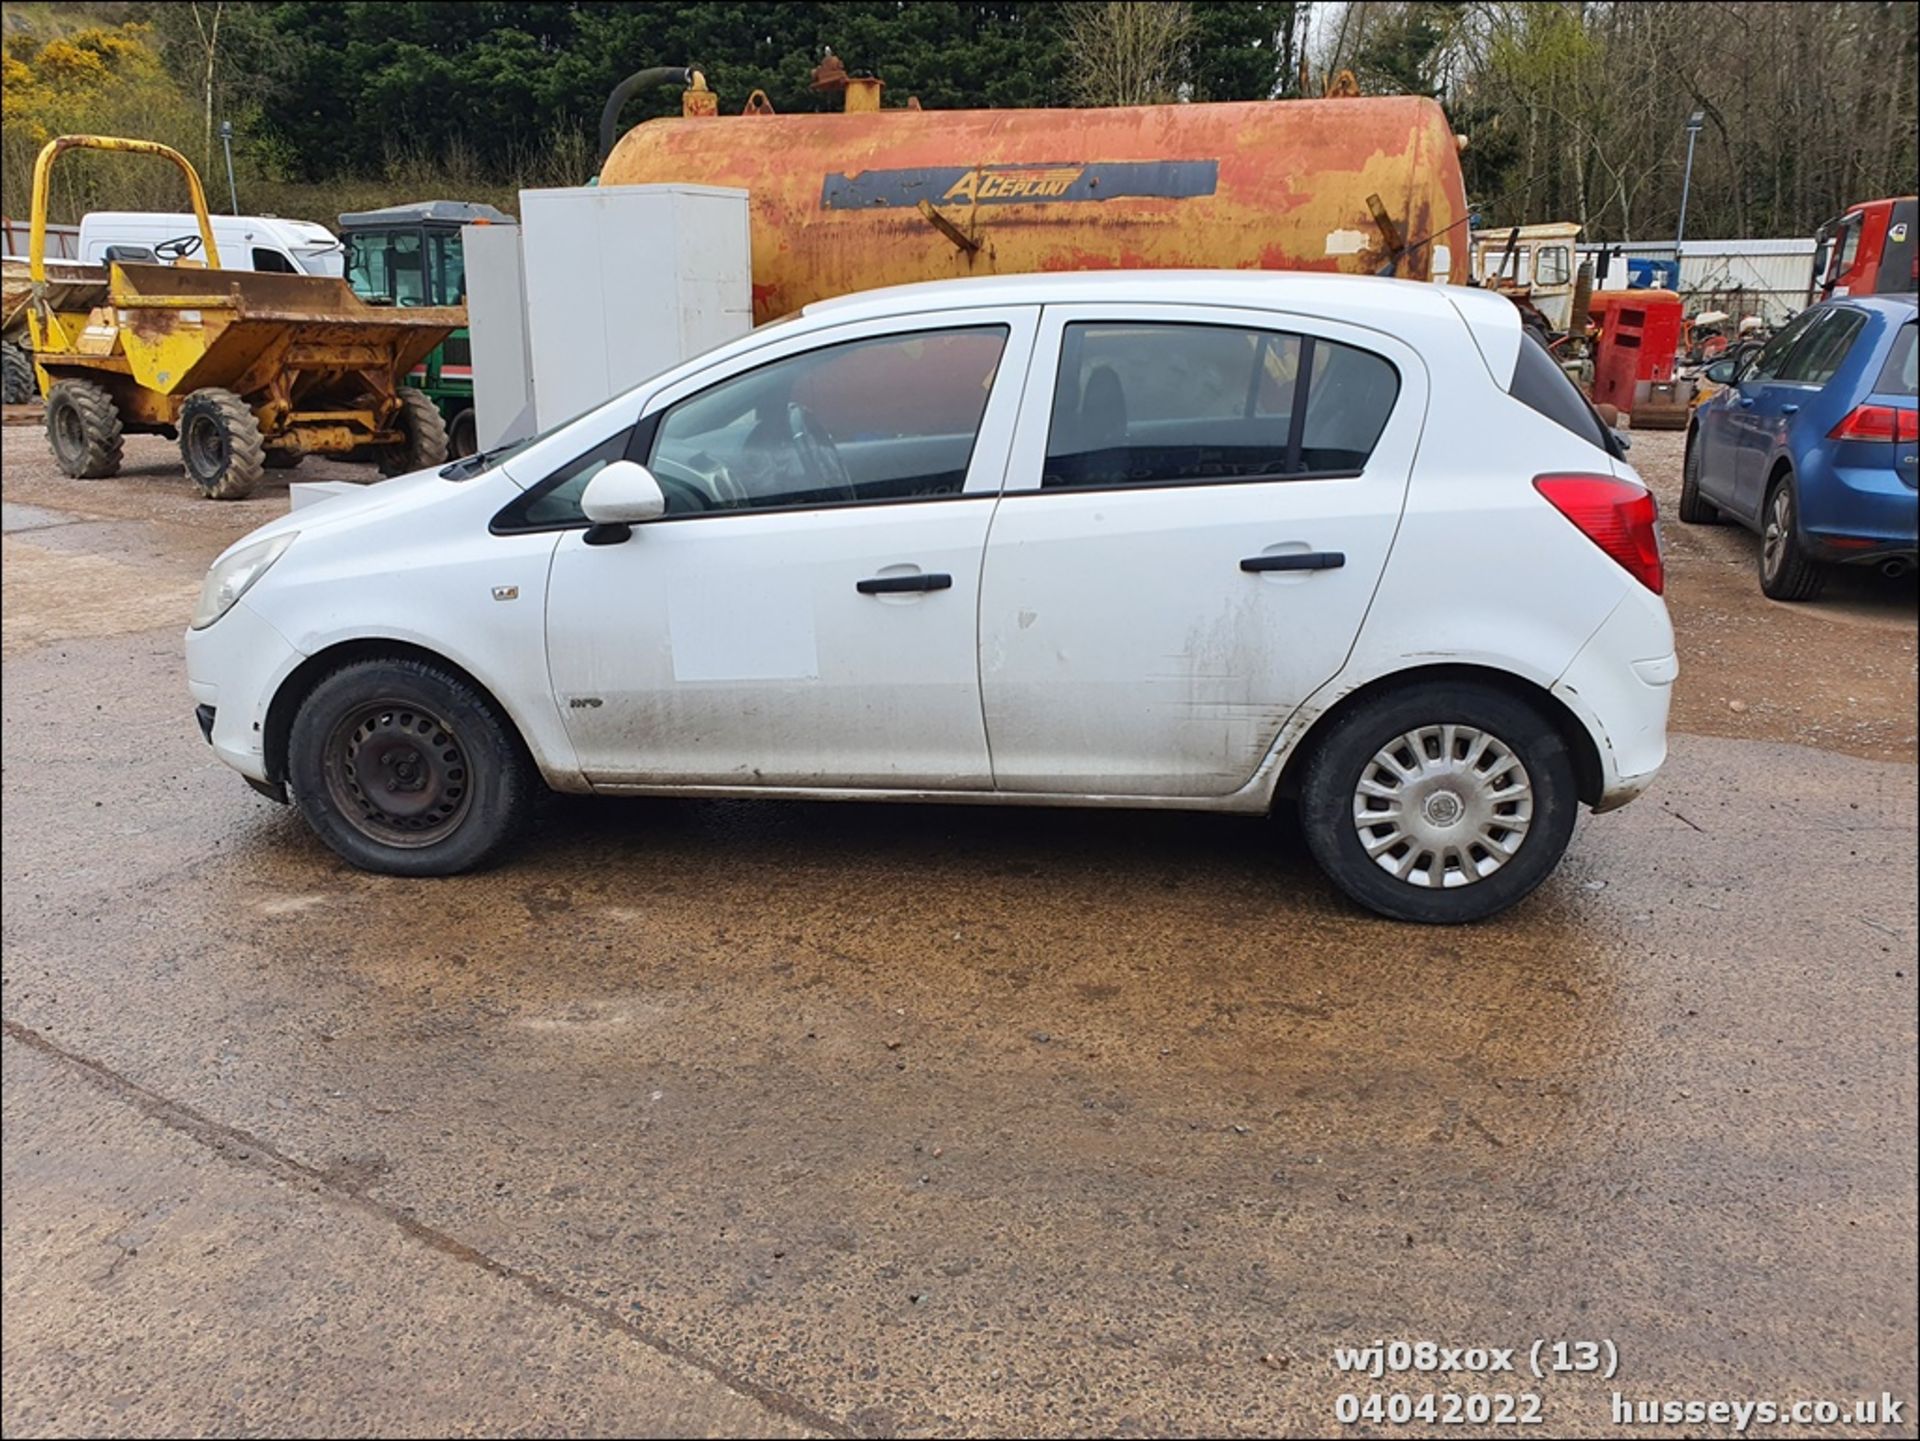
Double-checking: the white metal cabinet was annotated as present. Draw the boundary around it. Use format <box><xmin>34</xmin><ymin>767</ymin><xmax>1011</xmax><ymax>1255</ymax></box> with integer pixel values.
<box><xmin>977</xmin><ymin>304</ymin><xmax>1427</xmax><ymax>797</ymax></box>
<box><xmin>544</xmin><ymin>306</ymin><xmax>1039</xmax><ymax>789</ymax></box>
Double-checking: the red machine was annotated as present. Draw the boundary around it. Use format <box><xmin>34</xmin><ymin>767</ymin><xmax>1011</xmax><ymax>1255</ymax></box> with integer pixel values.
<box><xmin>1590</xmin><ymin>291</ymin><xmax>1686</xmax><ymax>427</ymax></box>
<box><xmin>1812</xmin><ymin>196</ymin><xmax>1918</xmax><ymax>301</ymax></box>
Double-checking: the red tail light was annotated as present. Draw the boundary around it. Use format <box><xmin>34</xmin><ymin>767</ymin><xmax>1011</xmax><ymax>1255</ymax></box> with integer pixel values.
<box><xmin>1829</xmin><ymin>403</ymin><xmax>1919</xmax><ymax>443</ymax></box>
<box><xmin>1533</xmin><ymin>473</ymin><xmax>1665</xmax><ymax>594</ymax></box>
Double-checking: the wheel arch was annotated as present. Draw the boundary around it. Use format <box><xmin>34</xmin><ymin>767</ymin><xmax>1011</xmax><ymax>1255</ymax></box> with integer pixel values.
<box><xmin>262</xmin><ymin>637</ymin><xmax>538</xmax><ymax>787</ymax></box>
<box><xmin>1272</xmin><ymin>662</ymin><xmax>1605</xmax><ymax>809</ymax></box>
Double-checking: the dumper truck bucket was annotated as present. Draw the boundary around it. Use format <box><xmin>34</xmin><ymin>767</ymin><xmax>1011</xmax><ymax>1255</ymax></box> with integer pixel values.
<box><xmin>105</xmin><ymin>261</ymin><xmax>463</xmax><ymax>419</ymax></box>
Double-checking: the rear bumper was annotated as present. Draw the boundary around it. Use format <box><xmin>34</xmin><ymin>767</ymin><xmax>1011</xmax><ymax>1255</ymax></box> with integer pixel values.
<box><xmin>1800</xmin><ymin>461</ymin><xmax>1919</xmax><ymax>559</ymax></box>
<box><xmin>1550</xmin><ymin>590</ymin><xmax>1677</xmax><ymax>812</ymax></box>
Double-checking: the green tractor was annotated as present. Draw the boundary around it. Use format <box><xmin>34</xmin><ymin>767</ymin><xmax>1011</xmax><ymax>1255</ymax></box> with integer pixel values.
<box><xmin>337</xmin><ymin>200</ymin><xmax>511</xmax><ymax>460</ymax></box>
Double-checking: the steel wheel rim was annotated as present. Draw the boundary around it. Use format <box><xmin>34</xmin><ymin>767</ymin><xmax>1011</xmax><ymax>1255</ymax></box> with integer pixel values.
<box><xmin>1351</xmin><ymin>724</ymin><xmax>1534</xmax><ymax>889</ymax></box>
<box><xmin>53</xmin><ymin>401</ymin><xmax>82</xmax><ymax>458</ymax></box>
<box><xmin>186</xmin><ymin>412</ymin><xmax>227</xmax><ymax>477</ymax></box>
<box><xmin>322</xmin><ymin>699</ymin><xmax>471</xmax><ymax>848</ymax></box>
<box><xmin>1762</xmin><ymin>487</ymin><xmax>1790</xmax><ymax>578</ymax></box>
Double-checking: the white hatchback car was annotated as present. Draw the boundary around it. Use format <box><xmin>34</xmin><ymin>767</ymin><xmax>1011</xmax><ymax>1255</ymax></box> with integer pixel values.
<box><xmin>186</xmin><ymin>272</ymin><xmax>1674</xmax><ymax>923</ymax></box>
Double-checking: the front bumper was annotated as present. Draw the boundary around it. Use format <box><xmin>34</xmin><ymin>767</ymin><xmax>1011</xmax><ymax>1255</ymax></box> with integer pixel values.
<box><xmin>184</xmin><ymin>601</ymin><xmax>305</xmax><ymax>785</ymax></box>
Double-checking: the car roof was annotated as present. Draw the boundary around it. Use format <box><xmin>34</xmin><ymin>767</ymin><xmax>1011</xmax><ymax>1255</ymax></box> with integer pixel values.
<box><xmin>1827</xmin><ymin>293</ymin><xmax>1918</xmax><ymax>316</ymax></box>
<box><xmin>802</xmin><ymin>268</ymin><xmax>1499</xmax><ymax>325</ymax></box>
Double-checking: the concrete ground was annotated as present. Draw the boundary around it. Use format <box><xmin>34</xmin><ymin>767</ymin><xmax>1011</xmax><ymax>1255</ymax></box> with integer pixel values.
<box><xmin>2</xmin><ymin>418</ymin><xmax>1915</xmax><ymax>1438</ymax></box>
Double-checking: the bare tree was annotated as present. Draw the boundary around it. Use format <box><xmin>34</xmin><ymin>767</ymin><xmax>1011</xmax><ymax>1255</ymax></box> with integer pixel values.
<box><xmin>1063</xmin><ymin>1</ymin><xmax>1195</xmax><ymax>106</ymax></box>
<box><xmin>188</xmin><ymin>1</ymin><xmax>225</xmax><ymax>176</ymax></box>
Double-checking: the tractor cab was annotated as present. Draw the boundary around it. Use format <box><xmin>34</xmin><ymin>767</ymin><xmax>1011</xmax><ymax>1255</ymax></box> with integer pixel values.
<box><xmin>337</xmin><ymin>200</ymin><xmax>509</xmax><ymax>309</ymax></box>
<box><xmin>336</xmin><ymin>201</ymin><xmax>510</xmax><ymax>459</ymax></box>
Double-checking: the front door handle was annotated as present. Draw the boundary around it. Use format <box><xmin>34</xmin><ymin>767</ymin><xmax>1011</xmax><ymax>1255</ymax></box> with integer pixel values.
<box><xmin>1738</xmin><ymin>396</ymin><xmax>1755</xmax><ymax>409</ymax></box>
<box><xmin>856</xmin><ymin>572</ymin><xmax>953</xmax><ymax>595</ymax></box>
<box><xmin>1240</xmin><ymin>551</ymin><xmax>1346</xmax><ymax>573</ymax></box>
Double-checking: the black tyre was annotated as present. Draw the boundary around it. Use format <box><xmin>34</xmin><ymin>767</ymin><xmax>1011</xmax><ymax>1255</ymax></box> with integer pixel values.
<box><xmin>1298</xmin><ymin>683</ymin><xmax>1580</xmax><ymax>924</ymax></box>
<box><xmin>264</xmin><ymin>449</ymin><xmax>304</xmax><ymax>470</ymax></box>
<box><xmin>44</xmin><ymin>378</ymin><xmax>124</xmax><ymax>477</ymax></box>
<box><xmin>2</xmin><ymin>340</ymin><xmax>35</xmax><ymax>405</ymax></box>
<box><xmin>286</xmin><ymin>657</ymin><xmax>535</xmax><ymax>876</ymax></box>
<box><xmin>179</xmin><ymin>388</ymin><xmax>265</xmax><ymax>499</ymax></box>
<box><xmin>1677</xmin><ymin>427</ymin><xmax>1720</xmax><ymax>524</ymax></box>
<box><xmin>1759</xmin><ymin>472</ymin><xmax>1825</xmax><ymax>601</ymax></box>
<box><xmin>447</xmin><ymin>406</ymin><xmax>478</xmax><ymax>460</ymax></box>
<box><xmin>376</xmin><ymin>388</ymin><xmax>450</xmax><ymax>476</ymax></box>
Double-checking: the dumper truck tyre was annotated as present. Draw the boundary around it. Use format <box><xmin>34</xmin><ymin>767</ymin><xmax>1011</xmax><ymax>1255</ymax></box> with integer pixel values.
<box><xmin>45</xmin><ymin>379</ymin><xmax>124</xmax><ymax>478</ymax></box>
<box><xmin>178</xmin><ymin>389</ymin><xmax>266</xmax><ymax>500</ymax></box>
<box><xmin>2</xmin><ymin>340</ymin><xmax>34</xmax><ymax>405</ymax></box>
<box><xmin>377</xmin><ymin>388</ymin><xmax>450</xmax><ymax>477</ymax></box>
<box><xmin>286</xmin><ymin>655</ymin><xmax>536</xmax><ymax>876</ymax></box>
<box><xmin>1677</xmin><ymin>428</ymin><xmax>1720</xmax><ymax>525</ymax></box>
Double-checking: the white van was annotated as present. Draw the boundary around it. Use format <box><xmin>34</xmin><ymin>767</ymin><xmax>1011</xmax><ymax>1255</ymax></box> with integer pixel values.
<box><xmin>75</xmin><ymin>212</ymin><xmax>344</xmax><ymax>277</ymax></box>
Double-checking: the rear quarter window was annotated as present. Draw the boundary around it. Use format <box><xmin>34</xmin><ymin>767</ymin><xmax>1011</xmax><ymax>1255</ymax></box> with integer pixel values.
<box><xmin>1876</xmin><ymin>322</ymin><xmax>1917</xmax><ymax>396</ymax></box>
<box><xmin>1508</xmin><ymin>332</ymin><xmax>1609</xmax><ymax>450</ymax></box>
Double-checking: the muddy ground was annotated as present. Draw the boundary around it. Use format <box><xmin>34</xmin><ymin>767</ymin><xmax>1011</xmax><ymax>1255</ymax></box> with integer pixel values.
<box><xmin>3</xmin><ymin>419</ymin><xmax>1915</xmax><ymax>1438</ymax></box>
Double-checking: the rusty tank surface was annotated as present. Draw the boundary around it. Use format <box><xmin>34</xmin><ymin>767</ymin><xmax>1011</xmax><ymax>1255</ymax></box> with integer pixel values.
<box><xmin>600</xmin><ymin>87</ymin><xmax>1471</xmax><ymax>323</ymax></box>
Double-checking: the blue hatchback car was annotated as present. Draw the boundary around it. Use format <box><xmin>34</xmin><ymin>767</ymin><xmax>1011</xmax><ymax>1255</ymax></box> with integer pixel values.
<box><xmin>1682</xmin><ymin>293</ymin><xmax>1918</xmax><ymax>599</ymax></box>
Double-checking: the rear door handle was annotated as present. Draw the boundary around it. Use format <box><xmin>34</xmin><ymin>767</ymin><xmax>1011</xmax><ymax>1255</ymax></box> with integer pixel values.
<box><xmin>856</xmin><ymin>572</ymin><xmax>952</xmax><ymax>595</ymax></box>
<box><xmin>1780</xmin><ymin>403</ymin><xmax>1799</xmax><ymax>416</ymax></box>
<box><xmin>1738</xmin><ymin>396</ymin><xmax>1755</xmax><ymax>409</ymax></box>
<box><xmin>1240</xmin><ymin>551</ymin><xmax>1345</xmax><ymax>573</ymax></box>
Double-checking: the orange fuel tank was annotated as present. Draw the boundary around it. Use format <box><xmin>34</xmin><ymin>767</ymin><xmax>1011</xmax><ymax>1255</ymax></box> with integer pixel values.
<box><xmin>600</xmin><ymin>96</ymin><xmax>1471</xmax><ymax>323</ymax></box>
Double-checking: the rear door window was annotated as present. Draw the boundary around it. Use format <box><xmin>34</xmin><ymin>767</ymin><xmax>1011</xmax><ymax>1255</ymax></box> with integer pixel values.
<box><xmin>1778</xmin><ymin>309</ymin><xmax>1866</xmax><ymax>386</ymax></box>
<box><xmin>1042</xmin><ymin>322</ymin><xmax>1397</xmax><ymax>489</ymax></box>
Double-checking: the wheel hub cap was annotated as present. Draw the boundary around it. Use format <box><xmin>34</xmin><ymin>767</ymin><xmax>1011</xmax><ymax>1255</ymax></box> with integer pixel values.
<box><xmin>1351</xmin><ymin>724</ymin><xmax>1534</xmax><ymax>889</ymax></box>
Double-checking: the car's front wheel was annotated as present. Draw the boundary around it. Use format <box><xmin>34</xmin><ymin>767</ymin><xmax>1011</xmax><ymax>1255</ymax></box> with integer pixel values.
<box><xmin>286</xmin><ymin>657</ymin><xmax>535</xmax><ymax>875</ymax></box>
<box><xmin>1298</xmin><ymin>683</ymin><xmax>1580</xmax><ymax>923</ymax></box>
<box><xmin>1677</xmin><ymin>428</ymin><xmax>1720</xmax><ymax>524</ymax></box>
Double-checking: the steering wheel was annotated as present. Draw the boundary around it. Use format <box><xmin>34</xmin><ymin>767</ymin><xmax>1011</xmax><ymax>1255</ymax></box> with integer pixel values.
<box><xmin>651</xmin><ymin>452</ymin><xmax>739</xmax><ymax>512</ymax></box>
<box><xmin>154</xmin><ymin>234</ymin><xmax>203</xmax><ymax>262</ymax></box>
<box><xmin>787</xmin><ymin>404</ymin><xmax>855</xmax><ymax>501</ymax></box>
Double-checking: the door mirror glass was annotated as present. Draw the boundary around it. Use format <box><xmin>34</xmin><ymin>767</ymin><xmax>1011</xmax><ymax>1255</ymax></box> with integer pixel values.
<box><xmin>1703</xmin><ymin>358</ymin><xmax>1737</xmax><ymax>385</ymax></box>
<box><xmin>581</xmin><ymin>460</ymin><xmax>667</xmax><ymax>524</ymax></box>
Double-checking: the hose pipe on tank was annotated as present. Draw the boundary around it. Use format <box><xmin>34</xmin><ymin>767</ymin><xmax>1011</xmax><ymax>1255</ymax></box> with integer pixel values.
<box><xmin>599</xmin><ymin>66</ymin><xmax>698</xmax><ymax>164</ymax></box>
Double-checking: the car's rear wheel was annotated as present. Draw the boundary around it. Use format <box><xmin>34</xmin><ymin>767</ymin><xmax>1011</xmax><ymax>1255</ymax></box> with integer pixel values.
<box><xmin>1677</xmin><ymin>428</ymin><xmax>1720</xmax><ymax>524</ymax></box>
<box><xmin>1298</xmin><ymin>684</ymin><xmax>1579</xmax><ymax>924</ymax></box>
<box><xmin>286</xmin><ymin>657</ymin><xmax>535</xmax><ymax>875</ymax></box>
<box><xmin>1759</xmin><ymin>473</ymin><xmax>1824</xmax><ymax>601</ymax></box>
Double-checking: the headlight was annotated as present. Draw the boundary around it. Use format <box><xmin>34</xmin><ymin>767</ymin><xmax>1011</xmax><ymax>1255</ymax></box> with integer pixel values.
<box><xmin>192</xmin><ymin>533</ymin><xmax>296</xmax><ymax>630</ymax></box>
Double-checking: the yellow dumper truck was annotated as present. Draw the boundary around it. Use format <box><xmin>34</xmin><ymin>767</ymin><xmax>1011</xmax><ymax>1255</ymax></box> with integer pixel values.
<box><xmin>22</xmin><ymin>135</ymin><xmax>463</xmax><ymax>498</ymax></box>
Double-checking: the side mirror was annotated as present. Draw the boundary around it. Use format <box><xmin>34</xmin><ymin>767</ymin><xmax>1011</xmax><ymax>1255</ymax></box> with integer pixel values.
<box><xmin>1703</xmin><ymin>358</ymin><xmax>1737</xmax><ymax>386</ymax></box>
<box><xmin>581</xmin><ymin>459</ymin><xmax>666</xmax><ymax>543</ymax></box>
